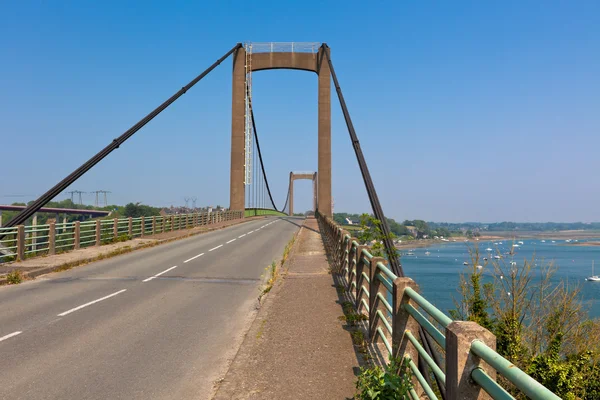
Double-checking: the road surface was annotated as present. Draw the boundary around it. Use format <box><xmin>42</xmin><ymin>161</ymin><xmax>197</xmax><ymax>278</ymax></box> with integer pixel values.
<box><xmin>0</xmin><ymin>216</ymin><xmax>302</xmax><ymax>399</ymax></box>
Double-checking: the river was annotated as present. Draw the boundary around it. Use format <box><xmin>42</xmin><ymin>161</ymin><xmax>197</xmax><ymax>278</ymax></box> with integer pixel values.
<box><xmin>401</xmin><ymin>238</ymin><xmax>600</xmax><ymax>319</ymax></box>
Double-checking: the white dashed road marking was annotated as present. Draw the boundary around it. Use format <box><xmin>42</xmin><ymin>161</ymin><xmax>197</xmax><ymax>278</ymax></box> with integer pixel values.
<box><xmin>0</xmin><ymin>331</ymin><xmax>22</xmax><ymax>342</ymax></box>
<box><xmin>226</xmin><ymin>239</ymin><xmax>236</xmax><ymax>244</ymax></box>
<box><xmin>209</xmin><ymin>245</ymin><xmax>223</xmax><ymax>252</ymax></box>
<box><xmin>184</xmin><ymin>253</ymin><xmax>204</xmax><ymax>263</ymax></box>
<box><xmin>143</xmin><ymin>266</ymin><xmax>178</xmax><ymax>283</ymax></box>
<box><xmin>57</xmin><ymin>289</ymin><xmax>128</xmax><ymax>316</ymax></box>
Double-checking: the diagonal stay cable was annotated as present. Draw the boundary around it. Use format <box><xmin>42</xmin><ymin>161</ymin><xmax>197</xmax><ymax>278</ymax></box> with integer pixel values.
<box><xmin>246</xmin><ymin>83</ymin><xmax>281</xmax><ymax>212</ymax></box>
<box><xmin>3</xmin><ymin>43</ymin><xmax>243</xmax><ymax>230</ymax></box>
<box><xmin>322</xmin><ymin>43</ymin><xmax>446</xmax><ymax>400</ymax></box>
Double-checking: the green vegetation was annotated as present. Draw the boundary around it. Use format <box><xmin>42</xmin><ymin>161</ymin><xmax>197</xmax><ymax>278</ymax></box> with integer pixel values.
<box><xmin>334</xmin><ymin>213</ymin><xmax>458</xmax><ymax>239</ymax></box>
<box><xmin>5</xmin><ymin>270</ymin><xmax>23</xmax><ymax>284</ymax></box>
<box><xmin>355</xmin><ymin>356</ymin><xmax>412</xmax><ymax>400</ymax></box>
<box><xmin>451</xmin><ymin>247</ymin><xmax>600</xmax><ymax>399</ymax></box>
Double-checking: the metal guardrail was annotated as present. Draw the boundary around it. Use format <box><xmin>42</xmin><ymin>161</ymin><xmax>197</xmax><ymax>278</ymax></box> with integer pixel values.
<box><xmin>246</xmin><ymin>42</ymin><xmax>320</xmax><ymax>54</ymax></box>
<box><xmin>316</xmin><ymin>211</ymin><xmax>561</xmax><ymax>400</ymax></box>
<box><xmin>1</xmin><ymin>210</ymin><xmax>244</xmax><ymax>264</ymax></box>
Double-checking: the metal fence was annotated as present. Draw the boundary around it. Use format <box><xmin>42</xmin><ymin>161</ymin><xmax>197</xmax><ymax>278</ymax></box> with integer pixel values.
<box><xmin>316</xmin><ymin>211</ymin><xmax>560</xmax><ymax>400</ymax></box>
<box><xmin>1</xmin><ymin>210</ymin><xmax>244</xmax><ymax>263</ymax></box>
<box><xmin>246</xmin><ymin>42</ymin><xmax>321</xmax><ymax>54</ymax></box>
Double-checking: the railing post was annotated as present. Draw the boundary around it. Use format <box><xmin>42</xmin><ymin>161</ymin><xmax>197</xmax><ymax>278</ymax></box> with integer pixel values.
<box><xmin>355</xmin><ymin>245</ymin><xmax>368</xmax><ymax>312</ymax></box>
<box><xmin>446</xmin><ymin>321</ymin><xmax>496</xmax><ymax>400</ymax></box>
<box><xmin>141</xmin><ymin>216</ymin><xmax>145</xmax><ymax>237</ymax></box>
<box><xmin>128</xmin><ymin>217</ymin><xmax>133</xmax><ymax>236</ymax></box>
<box><xmin>392</xmin><ymin>277</ymin><xmax>422</xmax><ymax>392</ymax></box>
<box><xmin>74</xmin><ymin>221</ymin><xmax>81</xmax><ymax>250</ymax></box>
<box><xmin>113</xmin><ymin>218</ymin><xmax>118</xmax><ymax>238</ymax></box>
<box><xmin>346</xmin><ymin>238</ymin><xmax>358</xmax><ymax>286</ymax></box>
<box><xmin>49</xmin><ymin>222</ymin><xmax>56</xmax><ymax>255</ymax></box>
<box><xmin>338</xmin><ymin>230</ymin><xmax>350</xmax><ymax>272</ymax></box>
<box><xmin>152</xmin><ymin>216</ymin><xmax>156</xmax><ymax>235</ymax></box>
<box><xmin>95</xmin><ymin>220</ymin><xmax>101</xmax><ymax>246</ymax></box>
<box><xmin>17</xmin><ymin>225</ymin><xmax>25</xmax><ymax>261</ymax></box>
<box><xmin>369</xmin><ymin>257</ymin><xmax>388</xmax><ymax>341</ymax></box>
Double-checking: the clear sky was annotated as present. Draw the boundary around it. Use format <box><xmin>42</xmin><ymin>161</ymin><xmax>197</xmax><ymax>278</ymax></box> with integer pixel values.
<box><xmin>1</xmin><ymin>1</ymin><xmax>598</xmax><ymax>222</ymax></box>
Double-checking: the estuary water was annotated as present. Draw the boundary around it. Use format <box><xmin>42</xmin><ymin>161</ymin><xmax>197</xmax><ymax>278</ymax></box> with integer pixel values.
<box><xmin>401</xmin><ymin>238</ymin><xmax>600</xmax><ymax>319</ymax></box>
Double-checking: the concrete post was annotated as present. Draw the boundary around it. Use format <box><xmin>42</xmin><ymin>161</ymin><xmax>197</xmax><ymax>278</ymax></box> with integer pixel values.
<box><xmin>49</xmin><ymin>223</ymin><xmax>56</xmax><ymax>255</ymax></box>
<box><xmin>152</xmin><ymin>216</ymin><xmax>156</xmax><ymax>235</ymax></box>
<box><xmin>229</xmin><ymin>46</ymin><xmax>246</xmax><ymax>212</ymax></box>
<box><xmin>128</xmin><ymin>217</ymin><xmax>133</xmax><ymax>237</ymax></box>
<box><xmin>446</xmin><ymin>321</ymin><xmax>496</xmax><ymax>400</ymax></box>
<box><xmin>113</xmin><ymin>218</ymin><xmax>118</xmax><ymax>238</ymax></box>
<box><xmin>17</xmin><ymin>225</ymin><xmax>25</xmax><ymax>261</ymax></box>
<box><xmin>74</xmin><ymin>221</ymin><xmax>80</xmax><ymax>250</ymax></box>
<box><xmin>346</xmin><ymin>238</ymin><xmax>358</xmax><ymax>289</ymax></box>
<box><xmin>141</xmin><ymin>216</ymin><xmax>145</xmax><ymax>237</ymax></box>
<box><xmin>32</xmin><ymin>214</ymin><xmax>38</xmax><ymax>252</ymax></box>
<box><xmin>354</xmin><ymin>245</ymin><xmax>368</xmax><ymax>312</ymax></box>
<box><xmin>0</xmin><ymin>211</ymin><xmax>2</xmax><ymax>227</ymax></box>
<box><xmin>369</xmin><ymin>257</ymin><xmax>388</xmax><ymax>341</ymax></box>
<box><xmin>317</xmin><ymin>46</ymin><xmax>332</xmax><ymax>217</ymax></box>
<box><xmin>392</xmin><ymin>278</ymin><xmax>420</xmax><ymax>360</ymax></box>
<box><xmin>95</xmin><ymin>220</ymin><xmax>101</xmax><ymax>246</ymax></box>
<box><xmin>289</xmin><ymin>173</ymin><xmax>294</xmax><ymax>216</ymax></box>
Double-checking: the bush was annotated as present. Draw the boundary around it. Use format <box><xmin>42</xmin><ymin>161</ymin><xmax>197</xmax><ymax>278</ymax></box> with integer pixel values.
<box><xmin>6</xmin><ymin>270</ymin><xmax>23</xmax><ymax>285</ymax></box>
<box><xmin>355</xmin><ymin>356</ymin><xmax>412</xmax><ymax>399</ymax></box>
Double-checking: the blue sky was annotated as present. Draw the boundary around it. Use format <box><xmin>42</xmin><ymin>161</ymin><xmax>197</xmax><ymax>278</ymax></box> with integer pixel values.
<box><xmin>1</xmin><ymin>1</ymin><xmax>598</xmax><ymax>222</ymax></box>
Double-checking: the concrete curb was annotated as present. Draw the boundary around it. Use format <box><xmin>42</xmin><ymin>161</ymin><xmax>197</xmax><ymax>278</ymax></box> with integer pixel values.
<box><xmin>0</xmin><ymin>216</ymin><xmax>269</xmax><ymax>286</ymax></box>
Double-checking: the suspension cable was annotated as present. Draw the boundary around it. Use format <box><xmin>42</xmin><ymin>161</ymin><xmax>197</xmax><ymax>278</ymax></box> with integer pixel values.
<box><xmin>3</xmin><ymin>43</ymin><xmax>243</xmax><ymax>230</ymax></box>
<box><xmin>321</xmin><ymin>44</ymin><xmax>402</xmax><ymax>277</ymax></box>
<box><xmin>246</xmin><ymin>84</ymin><xmax>280</xmax><ymax>211</ymax></box>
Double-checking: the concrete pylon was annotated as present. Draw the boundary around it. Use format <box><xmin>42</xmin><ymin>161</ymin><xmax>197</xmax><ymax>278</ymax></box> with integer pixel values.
<box><xmin>229</xmin><ymin>44</ymin><xmax>332</xmax><ymax>216</ymax></box>
<box><xmin>289</xmin><ymin>172</ymin><xmax>294</xmax><ymax>216</ymax></box>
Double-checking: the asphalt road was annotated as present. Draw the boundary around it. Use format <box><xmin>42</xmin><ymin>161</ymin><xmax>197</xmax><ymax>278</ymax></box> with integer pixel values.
<box><xmin>0</xmin><ymin>216</ymin><xmax>303</xmax><ymax>400</ymax></box>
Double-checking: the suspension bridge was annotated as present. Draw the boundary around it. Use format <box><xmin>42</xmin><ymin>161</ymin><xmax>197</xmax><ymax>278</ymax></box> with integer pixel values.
<box><xmin>0</xmin><ymin>43</ymin><xmax>559</xmax><ymax>400</ymax></box>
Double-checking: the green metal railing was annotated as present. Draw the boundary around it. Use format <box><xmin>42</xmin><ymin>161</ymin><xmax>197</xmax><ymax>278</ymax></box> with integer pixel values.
<box><xmin>2</xmin><ymin>210</ymin><xmax>244</xmax><ymax>265</ymax></box>
<box><xmin>244</xmin><ymin>208</ymin><xmax>288</xmax><ymax>217</ymax></box>
<box><xmin>316</xmin><ymin>211</ymin><xmax>561</xmax><ymax>400</ymax></box>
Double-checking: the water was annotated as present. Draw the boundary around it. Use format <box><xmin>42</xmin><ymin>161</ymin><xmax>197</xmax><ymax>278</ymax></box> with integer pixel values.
<box><xmin>401</xmin><ymin>238</ymin><xmax>600</xmax><ymax>319</ymax></box>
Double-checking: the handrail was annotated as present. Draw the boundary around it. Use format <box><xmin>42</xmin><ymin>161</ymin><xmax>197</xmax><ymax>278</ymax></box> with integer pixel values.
<box><xmin>315</xmin><ymin>211</ymin><xmax>560</xmax><ymax>400</ymax></box>
<box><xmin>471</xmin><ymin>341</ymin><xmax>561</xmax><ymax>400</ymax></box>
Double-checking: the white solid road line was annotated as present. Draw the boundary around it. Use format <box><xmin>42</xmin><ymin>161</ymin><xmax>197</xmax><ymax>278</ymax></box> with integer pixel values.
<box><xmin>57</xmin><ymin>289</ymin><xmax>127</xmax><ymax>316</ymax></box>
<box><xmin>0</xmin><ymin>331</ymin><xmax>22</xmax><ymax>343</ymax></box>
<box><xmin>226</xmin><ymin>239</ymin><xmax>236</xmax><ymax>244</ymax></box>
<box><xmin>209</xmin><ymin>244</ymin><xmax>223</xmax><ymax>252</ymax></box>
<box><xmin>183</xmin><ymin>253</ymin><xmax>204</xmax><ymax>263</ymax></box>
<box><xmin>238</xmin><ymin>234</ymin><xmax>246</xmax><ymax>238</ymax></box>
<box><xmin>142</xmin><ymin>266</ymin><xmax>178</xmax><ymax>283</ymax></box>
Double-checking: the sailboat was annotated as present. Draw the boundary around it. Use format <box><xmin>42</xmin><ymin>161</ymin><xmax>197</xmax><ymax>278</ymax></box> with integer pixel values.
<box><xmin>586</xmin><ymin>261</ymin><xmax>600</xmax><ymax>282</ymax></box>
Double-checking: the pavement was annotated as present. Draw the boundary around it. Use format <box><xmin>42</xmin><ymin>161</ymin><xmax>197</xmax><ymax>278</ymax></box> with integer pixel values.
<box><xmin>0</xmin><ymin>216</ymin><xmax>301</xmax><ymax>400</ymax></box>
<box><xmin>213</xmin><ymin>217</ymin><xmax>359</xmax><ymax>399</ymax></box>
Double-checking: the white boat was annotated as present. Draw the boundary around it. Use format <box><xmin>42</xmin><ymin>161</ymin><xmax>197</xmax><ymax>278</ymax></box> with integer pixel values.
<box><xmin>425</xmin><ymin>251</ymin><xmax>431</xmax><ymax>256</ymax></box>
<box><xmin>512</xmin><ymin>244</ymin><xmax>520</xmax><ymax>248</ymax></box>
<box><xmin>518</xmin><ymin>241</ymin><xmax>524</xmax><ymax>245</ymax></box>
<box><xmin>463</xmin><ymin>261</ymin><xmax>469</xmax><ymax>265</ymax></box>
<box><xmin>494</xmin><ymin>255</ymin><xmax>502</xmax><ymax>259</ymax></box>
<box><xmin>485</xmin><ymin>248</ymin><xmax>493</xmax><ymax>252</ymax></box>
<box><xmin>498</xmin><ymin>242</ymin><xmax>503</xmax><ymax>245</ymax></box>
<box><xmin>586</xmin><ymin>261</ymin><xmax>600</xmax><ymax>281</ymax></box>
<box><xmin>541</xmin><ymin>240</ymin><xmax>546</xmax><ymax>243</ymax></box>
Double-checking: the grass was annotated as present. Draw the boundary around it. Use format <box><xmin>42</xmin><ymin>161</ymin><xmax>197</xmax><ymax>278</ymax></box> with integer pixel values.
<box><xmin>256</xmin><ymin>319</ymin><xmax>267</xmax><ymax>340</ymax></box>
<box><xmin>6</xmin><ymin>270</ymin><xmax>23</xmax><ymax>285</ymax></box>
<box><xmin>259</xmin><ymin>234</ymin><xmax>297</xmax><ymax>300</ymax></box>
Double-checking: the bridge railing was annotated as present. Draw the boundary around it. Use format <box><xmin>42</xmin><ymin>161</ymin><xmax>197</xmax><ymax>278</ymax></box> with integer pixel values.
<box><xmin>316</xmin><ymin>211</ymin><xmax>560</xmax><ymax>400</ymax></box>
<box><xmin>244</xmin><ymin>208</ymin><xmax>288</xmax><ymax>217</ymax></box>
<box><xmin>1</xmin><ymin>210</ymin><xmax>244</xmax><ymax>264</ymax></box>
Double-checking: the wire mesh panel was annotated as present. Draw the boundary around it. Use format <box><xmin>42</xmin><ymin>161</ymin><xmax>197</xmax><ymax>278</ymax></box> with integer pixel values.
<box><xmin>247</xmin><ymin>42</ymin><xmax>320</xmax><ymax>54</ymax></box>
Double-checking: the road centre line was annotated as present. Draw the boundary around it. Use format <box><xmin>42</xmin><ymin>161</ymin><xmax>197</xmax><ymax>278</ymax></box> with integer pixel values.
<box><xmin>184</xmin><ymin>253</ymin><xmax>204</xmax><ymax>263</ymax></box>
<box><xmin>226</xmin><ymin>239</ymin><xmax>236</xmax><ymax>244</ymax></box>
<box><xmin>0</xmin><ymin>331</ymin><xmax>22</xmax><ymax>342</ymax></box>
<box><xmin>57</xmin><ymin>289</ymin><xmax>127</xmax><ymax>316</ymax></box>
<box><xmin>209</xmin><ymin>244</ymin><xmax>223</xmax><ymax>252</ymax></box>
<box><xmin>248</xmin><ymin>230</ymin><xmax>254</xmax><ymax>234</ymax></box>
<box><xmin>143</xmin><ymin>266</ymin><xmax>178</xmax><ymax>283</ymax></box>
<box><xmin>238</xmin><ymin>234</ymin><xmax>246</xmax><ymax>238</ymax></box>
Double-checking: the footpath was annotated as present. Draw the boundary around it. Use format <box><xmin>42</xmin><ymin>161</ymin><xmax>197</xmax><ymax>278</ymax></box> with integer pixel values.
<box><xmin>213</xmin><ymin>217</ymin><xmax>359</xmax><ymax>399</ymax></box>
<box><xmin>0</xmin><ymin>216</ymin><xmax>263</xmax><ymax>283</ymax></box>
